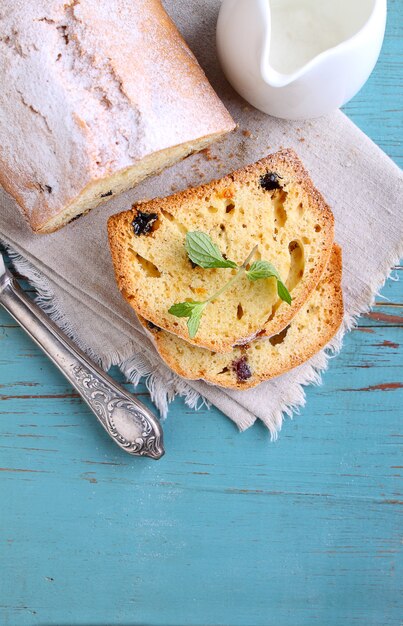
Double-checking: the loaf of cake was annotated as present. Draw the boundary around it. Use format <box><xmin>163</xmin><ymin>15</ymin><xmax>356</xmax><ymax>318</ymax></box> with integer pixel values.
<box><xmin>140</xmin><ymin>245</ymin><xmax>343</xmax><ymax>389</ymax></box>
<box><xmin>108</xmin><ymin>149</ymin><xmax>334</xmax><ymax>353</ymax></box>
<box><xmin>0</xmin><ymin>0</ymin><xmax>235</xmax><ymax>233</ymax></box>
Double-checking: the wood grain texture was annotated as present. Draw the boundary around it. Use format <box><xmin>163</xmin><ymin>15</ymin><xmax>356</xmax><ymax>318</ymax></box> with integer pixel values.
<box><xmin>0</xmin><ymin>1</ymin><xmax>402</xmax><ymax>625</ymax></box>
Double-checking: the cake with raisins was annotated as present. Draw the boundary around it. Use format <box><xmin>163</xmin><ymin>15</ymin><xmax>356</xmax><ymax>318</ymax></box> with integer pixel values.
<box><xmin>139</xmin><ymin>245</ymin><xmax>343</xmax><ymax>389</ymax></box>
<box><xmin>108</xmin><ymin>149</ymin><xmax>334</xmax><ymax>353</ymax></box>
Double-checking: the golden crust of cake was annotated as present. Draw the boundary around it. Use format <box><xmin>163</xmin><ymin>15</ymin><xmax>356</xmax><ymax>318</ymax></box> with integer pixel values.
<box><xmin>108</xmin><ymin>149</ymin><xmax>335</xmax><ymax>352</ymax></box>
<box><xmin>139</xmin><ymin>245</ymin><xmax>344</xmax><ymax>390</ymax></box>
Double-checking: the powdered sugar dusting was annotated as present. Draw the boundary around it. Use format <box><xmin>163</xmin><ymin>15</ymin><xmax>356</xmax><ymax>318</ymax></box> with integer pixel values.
<box><xmin>0</xmin><ymin>0</ymin><xmax>234</xmax><ymax>229</ymax></box>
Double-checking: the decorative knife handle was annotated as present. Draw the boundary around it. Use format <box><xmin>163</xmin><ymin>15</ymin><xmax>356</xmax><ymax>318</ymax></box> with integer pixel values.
<box><xmin>0</xmin><ymin>270</ymin><xmax>164</xmax><ymax>459</ymax></box>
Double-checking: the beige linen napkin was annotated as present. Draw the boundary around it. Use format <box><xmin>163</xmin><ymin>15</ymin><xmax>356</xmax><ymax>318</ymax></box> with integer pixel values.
<box><xmin>1</xmin><ymin>0</ymin><xmax>402</xmax><ymax>436</ymax></box>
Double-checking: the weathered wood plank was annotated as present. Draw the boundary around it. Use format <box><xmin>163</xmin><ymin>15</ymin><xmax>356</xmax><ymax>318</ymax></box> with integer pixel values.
<box><xmin>0</xmin><ymin>281</ymin><xmax>401</xmax><ymax>626</ymax></box>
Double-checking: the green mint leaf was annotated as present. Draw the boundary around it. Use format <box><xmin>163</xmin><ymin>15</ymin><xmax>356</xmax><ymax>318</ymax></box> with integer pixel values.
<box><xmin>246</xmin><ymin>260</ymin><xmax>292</xmax><ymax>305</ymax></box>
<box><xmin>168</xmin><ymin>301</ymin><xmax>201</xmax><ymax>318</ymax></box>
<box><xmin>185</xmin><ymin>231</ymin><xmax>237</xmax><ymax>269</ymax></box>
<box><xmin>187</xmin><ymin>303</ymin><xmax>206</xmax><ymax>338</ymax></box>
<box><xmin>246</xmin><ymin>260</ymin><xmax>280</xmax><ymax>282</ymax></box>
<box><xmin>170</xmin><ymin>241</ymin><xmax>292</xmax><ymax>340</ymax></box>
<box><xmin>168</xmin><ymin>301</ymin><xmax>206</xmax><ymax>338</ymax></box>
<box><xmin>277</xmin><ymin>280</ymin><xmax>292</xmax><ymax>305</ymax></box>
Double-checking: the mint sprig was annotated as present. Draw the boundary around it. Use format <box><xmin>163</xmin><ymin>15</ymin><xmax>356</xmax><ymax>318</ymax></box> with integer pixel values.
<box><xmin>246</xmin><ymin>260</ymin><xmax>291</xmax><ymax>305</ymax></box>
<box><xmin>185</xmin><ymin>231</ymin><xmax>237</xmax><ymax>269</ymax></box>
<box><xmin>169</xmin><ymin>232</ymin><xmax>291</xmax><ymax>338</ymax></box>
<box><xmin>276</xmin><ymin>280</ymin><xmax>292</xmax><ymax>305</ymax></box>
<box><xmin>168</xmin><ymin>301</ymin><xmax>207</xmax><ymax>339</ymax></box>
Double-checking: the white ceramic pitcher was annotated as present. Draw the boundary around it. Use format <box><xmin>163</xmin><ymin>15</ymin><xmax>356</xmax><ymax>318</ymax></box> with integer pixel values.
<box><xmin>217</xmin><ymin>0</ymin><xmax>387</xmax><ymax>119</ymax></box>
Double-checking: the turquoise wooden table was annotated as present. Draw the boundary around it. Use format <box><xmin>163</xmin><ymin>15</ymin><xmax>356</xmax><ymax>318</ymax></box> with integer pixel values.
<box><xmin>1</xmin><ymin>3</ymin><xmax>402</xmax><ymax>625</ymax></box>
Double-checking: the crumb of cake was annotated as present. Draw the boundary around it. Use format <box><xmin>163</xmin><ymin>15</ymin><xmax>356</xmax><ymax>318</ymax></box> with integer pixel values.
<box><xmin>201</xmin><ymin>147</ymin><xmax>219</xmax><ymax>161</ymax></box>
<box><xmin>298</xmin><ymin>137</ymin><xmax>305</xmax><ymax>143</ymax></box>
<box><xmin>201</xmin><ymin>147</ymin><xmax>212</xmax><ymax>160</ymax></box>
<box><xmin>242</xmin><ymin>129</ymin><xmax>253</xmax><ymax>138</ymax></box>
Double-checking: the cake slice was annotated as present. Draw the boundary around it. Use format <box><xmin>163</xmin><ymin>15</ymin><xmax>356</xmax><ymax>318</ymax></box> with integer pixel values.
<box><xmin>108</xmin><ymin>149</ymin><xmax>334</xmax><ymax>353</ymax></box>
<box><xmin>139</xmin><ymin>245</ymin><xmax>343</xmax><ymax>390</ymax></box>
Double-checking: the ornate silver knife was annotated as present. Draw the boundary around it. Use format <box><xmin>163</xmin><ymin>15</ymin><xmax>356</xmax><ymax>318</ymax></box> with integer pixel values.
<box><xmin>0</xmin><ymin>252</ymin><xmax>164</xmax><ymax>459</ymax></box>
